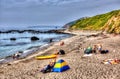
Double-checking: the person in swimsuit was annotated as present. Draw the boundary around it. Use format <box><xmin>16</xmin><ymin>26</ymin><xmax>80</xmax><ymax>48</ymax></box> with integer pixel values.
<box><xmin>97</xmin><ymin>44</ymin><xmax>102</xmax><ymax>53</ymax></box>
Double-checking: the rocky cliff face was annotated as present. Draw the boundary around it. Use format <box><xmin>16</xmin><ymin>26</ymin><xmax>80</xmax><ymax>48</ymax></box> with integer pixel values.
<box><xmin>102</xmin><ymin>12</ymin><xmax>120</xmax><ymax>33</ymax></box>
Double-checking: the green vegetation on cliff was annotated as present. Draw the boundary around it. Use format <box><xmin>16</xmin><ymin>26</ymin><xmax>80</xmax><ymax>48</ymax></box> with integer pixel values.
<box><xmin>69</xmin><ymin>10</ymin><xmax>120</xmax><ymax>33</ymax></box>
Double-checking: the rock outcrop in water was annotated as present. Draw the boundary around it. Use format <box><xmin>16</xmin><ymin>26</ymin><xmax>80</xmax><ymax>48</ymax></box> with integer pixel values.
<box><xmin>10</xmin><ymin>38</ymin><xmax>16</xmax><ymax>41</ymax></box>
<box><xmin>0</xmin><ymin>29</ymin><xmax>67</xmax><ymax>34</ymax></box>
<box><xmin>31</xmin><ymin>36</ymin><xmax>39</xmax><ymax>41</ymax></box>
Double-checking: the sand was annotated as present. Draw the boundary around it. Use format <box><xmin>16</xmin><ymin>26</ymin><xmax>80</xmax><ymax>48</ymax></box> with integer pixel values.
<box><xmin>0</xmin><ymin>30</ymin><xmax>120</xmax><ymax>79</ymax></box>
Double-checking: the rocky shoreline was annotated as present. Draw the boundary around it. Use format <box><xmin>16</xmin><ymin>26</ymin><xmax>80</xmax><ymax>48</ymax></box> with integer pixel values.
<box><xmin>0</xmin><ymin>29</ymin><xmax>68</xmax><ymax>34</ymax></box>
<box><xmin>0</xmin><ymin>30</ymin><xmax>120</xmax><ymax>79</ymax></box>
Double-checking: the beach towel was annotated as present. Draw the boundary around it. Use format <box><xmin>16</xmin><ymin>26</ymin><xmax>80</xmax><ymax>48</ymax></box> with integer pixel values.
<box><xmin>83</xmin><ymin>54</ymin><xmax>93</xmax><ymax>57</ymax></box>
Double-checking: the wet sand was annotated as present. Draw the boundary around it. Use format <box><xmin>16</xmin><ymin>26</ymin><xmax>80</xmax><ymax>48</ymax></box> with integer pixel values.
<box><xmin>0</xmin><ymin>30</ymin><xmax>120</xmax><ymax>79</ymax></box>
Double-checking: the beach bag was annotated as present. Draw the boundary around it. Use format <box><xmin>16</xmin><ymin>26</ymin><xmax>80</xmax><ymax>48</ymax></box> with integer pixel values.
<box><xmin>100</xmin><ymin>50</ymin><xmax>109</xmax><ymax>54</ymax></box>
<box><xmin>59</xmin><ymin>50</ymin><xmax>65</xmax><ymax>55</ymax></box>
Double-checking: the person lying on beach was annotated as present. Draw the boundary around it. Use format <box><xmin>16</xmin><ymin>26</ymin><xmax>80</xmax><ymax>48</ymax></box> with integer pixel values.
<box><xmin>12</xmin><ymin>51</ymin><xmax>22</xmax><ymax>59</ymax></box>
<box><xmin>40</xmin><ymin>59</ymin><xmax>56</xmax><ymax>73</ymax></box>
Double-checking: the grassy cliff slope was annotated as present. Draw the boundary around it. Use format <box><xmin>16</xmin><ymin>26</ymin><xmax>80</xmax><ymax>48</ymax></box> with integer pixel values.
<box><xmin>69</xmin><ymin>10</ymin><xmax>120</xmax><ymax>33</ymax></box>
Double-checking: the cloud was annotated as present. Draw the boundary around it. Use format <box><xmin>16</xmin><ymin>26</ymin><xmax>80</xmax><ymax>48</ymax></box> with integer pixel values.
<box><xmin>14</xmin><ymin>0</ymin><xmax>27</xmax><ymax>2</ymax></box>
<box><xmin>0</xmin><ymin>0</ymin><xmax>120</xmax><ymax>26</ymax></box>
<box><xmin>37</xmin><ymin>0</ymin><xmax>84</xmax><ymax>5</ymax></box>
<box><xmin>0</xmin><ymin>0</ymin><xmax>85</xmax><ymax>7</ymax></box>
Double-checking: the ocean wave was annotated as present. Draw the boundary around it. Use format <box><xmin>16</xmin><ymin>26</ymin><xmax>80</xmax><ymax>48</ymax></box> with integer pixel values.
<box><xmin>1</xmin><ymin>42</ymin><xmax>30</xmax><ymax>47</ymax></box>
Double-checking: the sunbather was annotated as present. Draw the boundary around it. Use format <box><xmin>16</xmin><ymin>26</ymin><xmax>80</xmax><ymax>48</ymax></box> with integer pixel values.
<box><xmin>92</xmin><ymin>45</ymin><xmax>97</xmax><ymax>53</ymax></box>
<box><xmin>97</xmin><ymin>44</ymin><xmax>102</xmax><ymax>53</ymax></box>
<box><xmin>13</xmin><ymin>51</ymin><xmax>22</xmax><ymax>59</ymax></box>
<box><xmin>40</xmin><ymin>59</ymin><xmax>56</xmax><ymax>73</ymax></box>
<box><xmin>60</xmin><ymin>41</ymin><xmax>64</xmax><ymax>46</ymax></box>
<box><xmin>84</xmin><ymin>46</ymin><xmax>92</xmax><ymax>54</ymax></box>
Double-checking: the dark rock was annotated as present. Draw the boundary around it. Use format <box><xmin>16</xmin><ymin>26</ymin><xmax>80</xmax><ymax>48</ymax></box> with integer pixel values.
<box><xmin>31</xmin><ymin>36</ymin><xmax>39</xmax><ymax>41</ymax></box>
<box><xmin>7</xmin><ymin>63</ymin><xmax>11</xmax><ymax>66</ymax></box>
<box><xmin>10</xmin><ymin>38</ymin><xmax>16</xmax><ymax>41</ymax></box>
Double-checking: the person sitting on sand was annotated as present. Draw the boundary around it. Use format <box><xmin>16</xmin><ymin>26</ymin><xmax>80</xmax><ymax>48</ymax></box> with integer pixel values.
<box><xmin>97</xmin><ymin>44</ymin><xmax>102</xmax><ymax>53</ymax></box>
<box><xmin>53</xmin><ymin>49</ymin><xmax>59</xmax><ymax>55</ymax></box>
<box><xmin>84</xmin><ymin>46</ymin><xmax>92</xmax><ymax>54</ymax></box>
<box><xmin>92</xmin><ymin>44</ymin><xmax>97</xmax><ymax>54</ymax></box>
<box><xmin>54</xmin><ymin>49</ymin><xmax>65</xmax><ymax>55</ymax></box>
<box><xmin>60</xmin><ymin>41</ymin><xmax>64</xmax><ymax>46</ymax></box>
<box><xmin>40</xmin><ymin>59</ymin><xmax>56</xmax><ymax>73</ymax></box>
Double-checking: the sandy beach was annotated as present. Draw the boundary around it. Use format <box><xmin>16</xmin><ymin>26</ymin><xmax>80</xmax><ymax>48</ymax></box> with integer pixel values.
<box><xmin>0</xmin><ymin>30</ymin><xmax>120</xmax><ymax>79</ymax></box>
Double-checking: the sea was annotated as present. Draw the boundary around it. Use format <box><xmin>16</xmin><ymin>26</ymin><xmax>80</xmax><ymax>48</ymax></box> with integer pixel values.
<box><xmin>0</xmin><ymin>26</ymin><xmax>71</xmax><ymax>63</ymax></box>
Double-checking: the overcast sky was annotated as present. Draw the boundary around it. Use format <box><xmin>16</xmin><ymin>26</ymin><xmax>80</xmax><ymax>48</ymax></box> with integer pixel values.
<box><xmin>0</xmin><ymin>0</ymin><xmax>120</xmax><ymax>27</ymax></box>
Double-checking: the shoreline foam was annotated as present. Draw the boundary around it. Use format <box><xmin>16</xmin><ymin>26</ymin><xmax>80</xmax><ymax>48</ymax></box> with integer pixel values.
<box><xmin>0</xmin><ymin>33</ymin><xmax>72</xmax><ymax>64</ymax></box>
